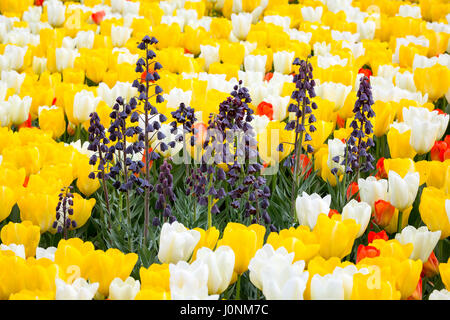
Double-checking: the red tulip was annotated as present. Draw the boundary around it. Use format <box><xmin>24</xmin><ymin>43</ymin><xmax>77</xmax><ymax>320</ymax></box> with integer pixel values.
<box><xmin>336</xmin><ymin>114</ymin><xmax>345</xmax><ymax>129</ymax></box>
<box><xmin>23</xmin><ymin>176</ymin><xmax>30</xmax><ymax>188</ymax></box>
<box><xmin>407</xmin><ymin>278</ymin><xmax>422</xmax><ymax>300</ymax></box>
<box><xmin>358</xmin><ymin>67</ymin><xmax>372</xmax><ymax>79</ymax></box>
<box><xmin>18</xmin><ymin>113</ymin><xmax>32</xmax><ymax>130</ymax></box>
<box><xmin>367</xmin><ymin>230</ymin><xmax>388</xmax><ymax>244</ymax></box>
<box><xmin>91</xmin><ymin>11</ymin><xmax>105</xmax><ymax>25</ymax></box>
<box><xmin>430</xmin><ymin>140</ymin><xmax>447</xmax><ymax>161</ymax></box>
<box><xmin>356</xmin><ymin>244</ymin><xmax>380</xmax><ymax>263</ymax></box>
<box><xmin>264</xmin><ymin>72</ymin><xmax>273</xmax><ymax>82</ymax></box>
<box><xmin>421</xmin><ymin>252</ymin><xmax>439</xmax><ymax>278</ymax></box>
<box><xmin>256</xmin><ymin>101</ymin><xmax>274</xmax><ymax>120</ymax></box>
<box><xmin>290</xmin><ymin>154</ymin><xmax>312</xmax><ymax>178</ymax></box>
<box><xmin>346</xmin><ymin>182</ymin><xmax>360</xmax><ymax>201</ymax></box>
<box><xmin>375</xmin><ymin>157</ymin><xmax>387</xmax><ymax>179</ymax></box>
<box><xmin>184</xmin><ymin>48</ymin><xmax>192</xmax><ymax>54</ymax></box>
<box><xmin>35</xmin><ymin>0</ymin><xmax>44</xmax><ymax>6</ymax></box>
<box><xmin>328</xmin><ymin>209</ymin><xmax>339</xmax><ymax>218</ymax></box>
<box><xmin>373</xmin><ymin>199</ymin><xmax>395</xmax><ymax>228</ymax></box>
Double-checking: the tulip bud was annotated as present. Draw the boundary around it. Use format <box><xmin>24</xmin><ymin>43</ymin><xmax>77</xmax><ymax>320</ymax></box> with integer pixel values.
<box><xmin>356</xmin><ymin>244</ymin><xmax>380</xmax><ymax>263</ymax></box>
<box><xmin>367</xmin><ymin>230</ymin><xmax>388</xmax><ymax>244</ymax></box>
<box><xmin>108</xmin><ymin>277</ymin><xmax>140</xmax><ymax>300</ymax></box>
<box><xmin>374</xmin><ymin>199</ymin><xmax>396</xmax><ymax>228</ymax></box>
<box><xmin>422</xmin><ymin>251</ymin><xmax>439</xmax><ymax>278</ymax></box>
<box><xmin>346</xmin><ymin>182</ymin><xmax>360</xmax><ymax>201</ymax></box>
<box><xmin>67</xmin><ymin>122</ymin><xmax>76</xmax><ymax>136</ymax></box>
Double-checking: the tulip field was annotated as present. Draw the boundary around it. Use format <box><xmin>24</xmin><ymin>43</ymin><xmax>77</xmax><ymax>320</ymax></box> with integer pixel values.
<box><xmin>1</xmin><ymin>0</ymin><xmax>450</xmax><ymax>302</ymax></box>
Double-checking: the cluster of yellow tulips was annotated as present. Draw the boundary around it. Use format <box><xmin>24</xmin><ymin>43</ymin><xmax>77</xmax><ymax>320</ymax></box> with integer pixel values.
<box><xmin>0</xmin><ymin>0</ymin><xmax>449</xmax><ymax>301</ymax></box>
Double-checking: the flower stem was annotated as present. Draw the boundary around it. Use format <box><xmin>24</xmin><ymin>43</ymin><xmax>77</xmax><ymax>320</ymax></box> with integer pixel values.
<box><xmin>236</xmin><ymin>274</ymin><xmax>241</xmax><ymax>300</ymax></box>
<box><xmin>207</xmin><ymin>174</ymin><xmax>213</xmax><ymax>229</ymax></box>
<box><xmin>397</xmin><ymin>210</ymin><xmax>403</xmax><ymax>234</ymax></box>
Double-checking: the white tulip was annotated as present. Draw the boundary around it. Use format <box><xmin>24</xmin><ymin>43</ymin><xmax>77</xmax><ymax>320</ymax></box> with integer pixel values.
<box><xmin>327</xmin><ymin>138</ymin><xmax>346</xmax><ymax>175</ymax></box>
<box><xmin>158</xmin><ymin>221</ymin><xmax>201</xmax><ymax>264</ymax></box>
<box><xmin>249</xmin><ymin>244</ymin><xmax>308</xmax><ymax>300</ymax></box>
<box><xmin>187</xmin><ymin>17</ymin><xmax>212</xmax><ymax>32</ymax></box>
<box><xmin>388</xmin><ymin>171</ymin><xmax>420</xmax><ymax>212</ymax></box>
<box><xmin>238</xmin><ymin>71</ymin><xmax>264</xmax><ymax>88</ymax></box>
<box><xmin>357</xmin><ymin>20</ymin><xmax>376</xmax><ymax>40</ymax></box>
<box><xmin>296</xmin><ymin>191</ymin><xmax>331</xmax><ymax>230</ymax></box>
<box><xmin>46</xmin><ymin>0</ymin><xmax>66</xmax><ymax>27</ymax></box>
<box><xmin>62</xmin><ymin>36</ymin><xmax>76</xmax><ymax>50</ymax></box>
<box><xmin>273</xmin><ymin>51</ymin><xmax>295</xmax><ymax>74</ymax></box>
<box><xmin>395</xmin><ymin>226</ymin><xmax>441</xmax><ymax>262</ymax></box>
<box><xmin>108</xmin><ymin>277</ymin><xmax>140</xmax><ymax>300</ymax></box>
<box><xmin>0</xmin><ymin>81</ymin><xmax>6</xmax><ymax>101</ymax></box>
<box><xmin>317</xmin><ymin>54</ymin><xmax>348</xmax><ymax>69</ymax></box>
<box><xmin>261</xmin><ymin>95</ymin><xmax>290</xmax><ymax>121</ymax></box>
<box><xmin>115</xmin><ymin>48</ymin><xmax>139</xmax><ymax>65</ymax></box>
<box><xmin>55</xmin><ymin>47</ymin><xmax>79</xmax><ymax>72</ymax></box>
<box><xmin>342</xmin><ymin>200</ymin><xmax>371</xmax><ymax>238</ymax></box>
<box><xmin>315</xmin><ymin>82</ymin><xmax>352</xmax><ymax>111</ymax></box>
<box><xmin>0</xmin><ymin>102</ymin><xmax>10</xmax><ymax>127</ymax></box>
<box><xmin>195</xmin><ymin>246</ymin><xmax>235</xmax><ymax>295</ymax></box>
<box><xmin>310</xmin><ymin>273</ymin><xmax>345</xmax><ymax>300</ymax></box>
<box><xmin>244</xmin><ymin>55</ymin><xmax>267</xmax><ymax>73</ymax></box>
<box><xmin>397</xmin><ymin>5</ymin><xmax>421</xmax><ymax>19</ymax></box>
<box><xmin>287</xmin><ymin>30</ymin><xmax>312</xmax><ymax>44</ymax></box>
<box><xmin>163</xmin><ymin>88</ymin><xmax>193</xmax><ymax>110</ymax></box>
<box><xmin>395</xmin><ymin>71</ymin><xmax>416</xmax><ymax>92</ymax></box>
<box><xmin>301</xmin><ymin>6</ymin><xmax>323</xmax><ymax>23</ymax></box>
<box><xmin>169</xmin><ymin>260</ymin><xmax>219</xmax><ymax>300</ymax></box>
<box><xmin>122</xmin><ymin>0</ymin><xmax>140</xmax><ymax>15</ymax></box>
<box><xmin>249</xmin><ymin>115</ymin><xmax>270</xmax><ymax>135</ymax></box>
<box><xmin>8</xmin><ymin>95</ymin><xmax>32</xmax><ymax>125</ymax></box>
<box><xmin>402</xmin><ymin>107</ymin><xmax>443</xmax><ymax>154</ymax></box>
<box><xmin>357</xmin><ymin>177</ymin><xmax>388</xmax><ymax>212</ymax></box>
<box><xmin>32</xmin><ymin>56</ymin><xmax>47</xmax><ymax>75</ymax></box>
<box><xmin>75</xmin><ymin>31</ymin><xmax>95</xmax><ymax>49</ymax></box>
<box><xmin>36</xmin><ymin>246</ymin><xmax>57</xmax><ymax>261</ymax></box>
<box><xmin>249</xmin><ymin>244</ymin><xmax>295</xmax><ymax>291</ymax></box>
<box><xmin>0</xmin><ymin>243</ymin><xmax>25</xmax><ymax>259</ymax></box>
<box><xmin>341</xmin><ymin>41</ymin><xmax>365</xmax><ymax>59</ymax></box>
<box><xmin>263</xmin><ymin>15</ymin><xmax>290</xmax><ymax>30</ymax></box>
<box><xmin>331</xmin><ymin>30</ymin><xmax>359</xmax><ymax>43</ymax></box>
<box><xmin>111</xmin><ymin>25</ymin><xmax>132</xmax><ymax>47</ymax></box>
<box><xmin>2</xmin><ymin>45</ymin><xmax>27</xmax><ymax>71</ymax></box>
<box><xmin>73</xmin><ymin>90</ymin><xmax>101</xmax><ymax>124</ymax></box>
<box><xmin>1</xmin><ymin>70</ymin><xmax>25</xmax><ymax>93</ymax></box>
<box><xmin>176</xmin><ymin>9</ymin><xmax>198</xmax><ymax>29</ymax></box>
<box><xmin>97</xmin><ymin>81</ymin><xmax>137</xmax><ymax>108</ymax></box>
<box><xmin>55</xmin><ymin>278</ymin><xmax>99</xmax><ymax>300</ymax></box>
<box><xmin>200</xmin><ymin>45</ymin><xmax>220</xmax><ymax>71</ymax></box>
<box><xmin>231</xmin><ymin>13</ymin><xmax>252</xmax><ymax>40</ymax></box>
<box><xmin>23</xmin><ymin>6</ymin><xmax>42</xmax><ymax>24</ymax></box>
<box><xmin>429</xmin><ymin>289</ymin><xmax>450</xmax><ymax>300</ymax></box>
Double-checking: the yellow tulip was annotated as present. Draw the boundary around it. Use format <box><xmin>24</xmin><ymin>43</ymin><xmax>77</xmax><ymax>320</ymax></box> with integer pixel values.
<box><xmin>9</xmin><ymin>289</ymin><xmax>54</xmax><ymax>300</ymax></box>
<box><xmin>216</xmin><ymin>223</ymin><xmax>265</xmax><ymax>275</ymax></box>
<box><xmin>385</xmin><ymin>205</ymin><xmax>413</xmax><ymax>235</ymax></box>
<box><xmin>372</xmin><ymin>101</ymin><xmax>395</xmax><ymax>137</ymax></box>
<box><xmin>18</xmin><ymin>191</ymin><xmax>59</xmax><ymax>233</ymax></box>
<box><xmin>1</xmin><ymin>221</ymin><xmax>40</xmax><ymax>258</ymax></box>
<box><xmin>303</xmin><ymin>120</ymin><xmax>334</xmax><ymax>153</ymax></box>
<box><xmin>0</xmin><ymin>185</ymin><xmax>17</xmax><ymax>223</ymax></box>
<box><xmin>83</xmin><ymin>248</ymin><xmax>138</xmax><ymax>297</ymax></box>
<box><xmin>387</xmin><ymin>126</ymin><xmax>417</xmax><ymax>159</ymax></box>
<box><xmin>54</xmin><ymin>238</ymin><xmax>95</xmax><ymax>282</ymax></box>
<box><xmin>257</xmin><ymin>120</ymin><xmax>295</xmax><ymax>166</ymax></box>
<box><xmin>313</xmin><ymin>214</ymin><xmax>360</xmax><ymax>259</ymax></box>
<box><xmin>313</xmin><ymin>146</ymin><xmax>341</xmax><ymax>187</ymax></box>
<box><xmin>383</xmin><ymin>158</ymin><xmax>415</xmax><ymax>178</ymax></box>
<box><xmin>135</xmin><ymin>288</ymin><xmax>171</xmax><ymax>300</ymax></box>
<box><xmin>1</xmin><ymin>145</ymin><xmax>42</xmax><ymax>176</ymax></box>
<box><xmin>191</xmin><ymin>227</ymin><xmax>220</xmax><ymax>261</ymax></box>
<box><xmin>140</xmin><ymin>263</ymin><xmax>170</xmax><ymax>292</ymax></box>
<box><xmin>38</xmin><ymin>107</ymin><xmax>66</xmax><ymax>139</ymax></box>
<box><xmin>414</xmin><ymin>64</ymin><xmax>450</xmax><ymax>102</ymax></box>
<box><xmin>208</xmin><ymin>62</ymin><xmax>240</xmax><ymax>80</ymax></box>
<box><xmin>439</xmin><ymin>260</ymin><xmax>450</xmax><ymax>291</ymax></box>
<box><xmin>219</xmin><ymin>42</ymin><xmax>246</xmax><ymax>66</ymax></box>
<box><xmin>371</xmin><ymin>239</ymin><xmax>413</xmax><ymax>261</ymax></box>
<box><xmin>70</xmin><ymin>193</ymin><xmax>95</xmax><ymax>231</ymax></box>
<box><xmin>63</xmin><ymin>68</ymin><xmax>85</xmax><ymax>84</ymax></box>
<box><xmin>76</xmin><ymin>155</ymin><xmax>101</xmax><ymax>197</ymax></box>
<box><xmin>210</xmin><ymin>18</ymin><xmax>233</xmax><ymax>39</ymax></box>
<box><xmin>351</xmin><ymin>272</ymin><xmax>401</xmax><ymax>300</ymax></box>
<box><xmin>424</xmin><ymin>160</ymin><xmax>450</xmax><ymax>189</ymax></box>
<box><xmin>267</xmin><ymin>226</ymin><xmax>320</xmax><ymax>263</ymax></box>
<box><xmin>419</xmin><ymin>187</ymin><xmax>450</xmax><ymax>239</ymax></box>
